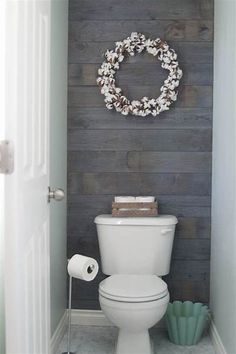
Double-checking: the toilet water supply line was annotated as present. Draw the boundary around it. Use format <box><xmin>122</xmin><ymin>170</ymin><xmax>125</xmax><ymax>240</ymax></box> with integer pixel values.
<box><xmin>62</xmin><ymin>255</ymin><xmax>99</xmax><ymax>354</ymax></box>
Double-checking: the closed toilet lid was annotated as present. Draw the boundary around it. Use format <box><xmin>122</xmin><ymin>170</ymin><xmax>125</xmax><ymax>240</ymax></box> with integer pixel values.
<box><xmin>99</xmin><ymin>275</ymin><xmax>168</xmax><ymax>302</ymax></box>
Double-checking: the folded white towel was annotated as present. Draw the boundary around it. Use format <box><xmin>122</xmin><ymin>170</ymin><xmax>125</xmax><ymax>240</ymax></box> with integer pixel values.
<box><xmin>136</xmin><ymin>196</ymin><xmax>155</xmax><ymax>202</ymax></box>
<box><xmin>114</xmin><ymin>196</ymin><xmax>136</xmax><ymax>203</ymax></box>
<box><xmin>114</xmin><ymin>196</ymin><xmax>155</xmax><ymax>203</ymax></box>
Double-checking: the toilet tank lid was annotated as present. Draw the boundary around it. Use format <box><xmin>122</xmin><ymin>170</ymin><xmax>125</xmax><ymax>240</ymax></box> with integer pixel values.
<box><xmin>94</xmin><ymin>214</ymin><xmax>178</xmax><ymax>226</ymax></box>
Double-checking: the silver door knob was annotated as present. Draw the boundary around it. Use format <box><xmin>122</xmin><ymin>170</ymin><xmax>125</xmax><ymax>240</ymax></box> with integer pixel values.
<box><xmin>48</xmin><ymin>187</ymin><xmax>65</xmax><ymax>202</ymax></box>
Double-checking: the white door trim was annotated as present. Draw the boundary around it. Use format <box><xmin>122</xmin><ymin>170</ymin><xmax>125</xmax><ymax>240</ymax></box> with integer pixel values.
<box><xmin>50</xmin><ymin>311</ymin><xmax>68</xmax><ymax>354</ymax></box>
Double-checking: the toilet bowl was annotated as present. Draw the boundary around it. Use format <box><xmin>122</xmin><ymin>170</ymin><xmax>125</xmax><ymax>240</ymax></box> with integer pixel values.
<box><xmin>99</xmin><ymin>274</ymin><xmax>169</xmax><ymax>354</ymax></box>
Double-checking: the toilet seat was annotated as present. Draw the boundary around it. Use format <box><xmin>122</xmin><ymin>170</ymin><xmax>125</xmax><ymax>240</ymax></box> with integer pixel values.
<box><xmin>99</xmin><ymin>274</ymin><xmax>168</xmax><ymax>302</ymax></box>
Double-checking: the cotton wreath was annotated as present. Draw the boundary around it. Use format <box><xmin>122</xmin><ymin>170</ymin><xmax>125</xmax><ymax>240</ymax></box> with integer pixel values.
<box><xmin>97</xmin><ymin>32</ymin><xmax>183</xmax><ymax>117</ymax></box>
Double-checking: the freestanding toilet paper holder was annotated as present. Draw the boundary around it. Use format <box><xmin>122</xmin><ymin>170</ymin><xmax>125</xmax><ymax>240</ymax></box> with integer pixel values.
<box><xmin>62</xmin><ymin>276</ymin><xmax>75</xmax><ymax>354</ymax></box>
<box><xmin>62</xmin><ymin>255</ymin><xmax>98</xmax><ymax>354</ymax></box>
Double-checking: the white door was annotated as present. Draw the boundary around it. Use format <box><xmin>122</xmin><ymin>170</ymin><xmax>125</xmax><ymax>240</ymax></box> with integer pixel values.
<box><xmin>4</xmin><ymin>1</ymin><xmax>52</xmax><ymax>353</ymax></box>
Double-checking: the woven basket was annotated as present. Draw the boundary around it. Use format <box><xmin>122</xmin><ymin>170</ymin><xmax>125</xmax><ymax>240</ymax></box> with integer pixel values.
<box><xmin>112</xmin><ymin>201</ymin><xmax>158</xmax><ymax>217</ymax></box>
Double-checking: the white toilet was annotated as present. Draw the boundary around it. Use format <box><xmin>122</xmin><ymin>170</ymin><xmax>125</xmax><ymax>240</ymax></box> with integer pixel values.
<box><xmin>94</xmin><ymin>214</ymin><xmax>178</xmax><ymax>354</ymax></box>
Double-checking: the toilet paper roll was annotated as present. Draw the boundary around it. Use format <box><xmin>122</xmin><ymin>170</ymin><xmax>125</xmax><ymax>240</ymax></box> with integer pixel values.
<box><xmin>67</xmin><ymin>254</ymin><xmax>99</xmax><ymax>281</ymax></box>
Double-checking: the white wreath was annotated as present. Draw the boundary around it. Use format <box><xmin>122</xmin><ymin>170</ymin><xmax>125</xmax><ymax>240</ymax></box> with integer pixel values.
<box><xmin>97</xmin><ymin>32</ymin><xmax>183</xmax><ymax>117</ymax></box>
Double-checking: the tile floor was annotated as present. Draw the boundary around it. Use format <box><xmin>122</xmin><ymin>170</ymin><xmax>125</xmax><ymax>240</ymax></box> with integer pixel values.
<box><xmin>57</xmin><ymin>325</ymin><xmax>216</xmax><ymax>354</ymax></box>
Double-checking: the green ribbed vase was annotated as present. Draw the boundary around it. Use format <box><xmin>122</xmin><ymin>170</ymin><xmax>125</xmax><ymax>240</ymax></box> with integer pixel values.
<box><xmin>165</xmin><ymin>301</ymin><xmax>210</xmax><ymax>346</ymax></box>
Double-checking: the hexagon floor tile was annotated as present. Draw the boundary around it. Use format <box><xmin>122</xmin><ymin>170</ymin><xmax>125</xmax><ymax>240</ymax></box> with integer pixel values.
<box><xmin>57</xmin><ymin>325</ymin><xmax>215</xmax><ymax>354</ymax></box>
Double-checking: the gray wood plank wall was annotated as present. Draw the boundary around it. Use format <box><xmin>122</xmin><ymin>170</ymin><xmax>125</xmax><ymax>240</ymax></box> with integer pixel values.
<box><xmin>67</xmin><ymin>0</ymin><xmax>213</xmax><ymax>309</ymax></box>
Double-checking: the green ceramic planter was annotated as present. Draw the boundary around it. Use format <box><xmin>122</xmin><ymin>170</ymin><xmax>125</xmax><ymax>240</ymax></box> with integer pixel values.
<box><xmin>165</xmin><ymin>301</ymin><xmax>210</xmax><ymax>346</ymax></box>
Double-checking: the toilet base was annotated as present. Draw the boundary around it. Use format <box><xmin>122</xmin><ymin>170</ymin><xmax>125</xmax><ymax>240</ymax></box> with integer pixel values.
<box><xmin>114</xmin><ymin>329</ymin><xmax>153</xmax><ymax>354</ymax></box>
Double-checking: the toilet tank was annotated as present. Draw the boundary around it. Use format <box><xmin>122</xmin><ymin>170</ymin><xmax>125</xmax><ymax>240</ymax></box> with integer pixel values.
<box><xmin>94</xmin><ymin>215</ymin><xmax>178</xmax><ymax>276</ymax></box>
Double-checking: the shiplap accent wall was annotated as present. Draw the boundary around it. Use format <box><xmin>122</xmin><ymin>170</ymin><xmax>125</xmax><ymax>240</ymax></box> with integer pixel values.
<box><xmin>67</xmin><ymin>0</ymin><xmax>213</xmax><ymax>309</ymax></box>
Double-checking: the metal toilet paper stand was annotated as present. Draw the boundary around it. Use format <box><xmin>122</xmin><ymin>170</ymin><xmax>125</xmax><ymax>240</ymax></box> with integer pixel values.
<box><xmin>62</xmin><ymin>276</ymin><xmax>75</xmax><ymax>354</ymax></box>
<box><xmin>62</xmin><ymin>264</ymin><xmax>96</xmax><ymax>354</ymax></box>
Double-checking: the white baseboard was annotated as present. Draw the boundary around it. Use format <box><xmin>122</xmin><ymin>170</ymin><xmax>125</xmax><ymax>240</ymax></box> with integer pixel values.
<box><xmin>209</xmin><ymin>320</ymin><xmax>228</xmax><ymax>354</ymax></box>
<box><xmin>50</xmin><ymin>310</ymin><xmax>68</xmax><ymax>354</ymax></box>
<box><xmin>70</xmin><ymin>309</ymin><xmax>165</xmax><ymax>328</ymax></box>
<box><xmin>71</xmin><ymin>309</ymin><xmax>113</xmax><ymax>326</ymax></box>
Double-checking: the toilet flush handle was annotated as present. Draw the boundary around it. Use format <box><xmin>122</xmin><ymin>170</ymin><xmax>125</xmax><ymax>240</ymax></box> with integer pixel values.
<box><xmin>161</xmin><ymin>229</ymin><xmax>172</xmax><ymax>235</ymax></box>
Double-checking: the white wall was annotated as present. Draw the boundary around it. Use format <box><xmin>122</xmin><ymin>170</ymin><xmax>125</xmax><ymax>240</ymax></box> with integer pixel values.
<box><xmin>0</xmin><ymin>2</ymin><xmax>6</xmax><ymax>353</ymax></box>
<box><xmin>211</xmin><ymin>1</ymin><xmax>236</xmax><ymax>353</ymax></box>
<box><xmin>50</xmin><ymin>0</ymin><xmax>68</xmax><ymax>335</ymax></box>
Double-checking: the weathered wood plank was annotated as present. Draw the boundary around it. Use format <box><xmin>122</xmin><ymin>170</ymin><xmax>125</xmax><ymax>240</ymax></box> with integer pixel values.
<box><xmin>68</xmin><ymin>129</ymin><xmax>212</xmax><ymax>152</ymax></box>
<box><xmin>69</xmin><ymin>20</ymin><xmax>213</xmax><ymax>42</ymax></box>
<box><xmin>68</xmin><ymin>194</ymin><xmax>211</xmax><ymax>218</ymax></box>
<box><xmin>68</xmin><ymin>232</ymin><xmax>209</xmax><ymax>261</ymax></box>
<box><xmin>159</xmin><ymin>205</ymin><xmax>211</xmax><ymax>218</ymax></box>
<box><xmin>67</xmin><ymin>214</ymin><xmax>211</xmax><ymax>238</ymax></box>
<box><xmin>167</xmin><ymin>280</ymin><xmax>209</xmax><ymax>303</ymax></box>
<box><xmin>67</xmin><ymin>203</ymin><xmax>210</xmax><ymax>221</ymax></box>
<box><xmin>127</xmin><ymin>151</ymin><xmax>212</xmax><ymax>173</ymax></box>
<box><xmin>68</xmin><ymin>151</ymin><xmax>128</xmax><ymax>172</ymax></box>
<box><xmin>68</xmin><ymin>86</ymin><xmax>213</xmax><ymax>108</ymax></box>
<box><xmin>166</xmin><ymin>260</ymin><xmax>210</xmax><ymax>281</ymax></box>
<box><xmin>69</xmin><ymin>41</ymin><xmax>213</xmax><ymax>64</ymax></box>
<box><xmin>158</xmin><ymin>195</ymin><xmax>211</xmax><ymax>207</ymax></box>
<box><xmin>71</xmin><ymin>299</ymin><xmax>99</xmax><ymax>310</ymax></box>
<box><xmin>71</xmin><ymin>279</ymin><xmax>210</xmax><ymax>309</ymax></box>
<box><xmin>72</xmin><ymin>300</ymin><xmax>100</xmax><ymax>310</ymax></box>
<box><xmin>68</xmin><ymin>172</ymin><xmax>211</xmax><ymax>195</ymax></box>
<box><xmin>72</xmin><ymin>278</ymin><xmax>210</xmax><ymax>306</ymax></box>
<box><xmin>68</xmin><ymin>194</ymin><xmax>211</xmax><ymax>208</ymax></box>
<box><xmin>68</xmin><ymin>216</ymin><xmax>97</xmax><ymax>238</ymax></box>
<box><xmin>67</xmin><ymin>213</ymin><xmax>211</xmax><ymax>239</ymax></box>
<box><xmin>68</xmin><ymin>151</ymin><xmax>211</xmax><ymax>173</ymax></box>
<box><xmin>68</xmin><ymin>234</ymin><xmax>210</xmax><ymax>305</ymax></box>
<box><xmin>67</xmin><ymin>233</ymin><xmax>99</xmax><ymax>256</ymax></box>
<box><xmin>72</xmin><ymin>279</ymin><xmax>210</xmax><ymax>308</ymax></box>
<box><xmin>69</xmin><ymin>0</ymin><xmax>214</xmax><ymax>21</ymax></box>
<box><xmin>176</xmin><ymin>217</ymin><xmax>211</xmax><ymax>238</ymax></box>
<box><xmin>172</xmin><ymin>239</ymin><xmax>210</xmax><ymax>260</ymax></box>
<box><xmin>117</xmin><ymin>62</ymin><xmax>213</xmax><ymax>86</ymax></box>
<box><xmin>67</xmin><ymin>196</ymin><xmax>211</xmax><ymax>217</ymax></box>
<box><xmin>71</xmin><ymin>272</ymin><xmax>105</xmax><ymax>302</ymax></box>
<box><xmin>67</xmin><ymin>194</ymin><xmax>211</xmax><ymax>237</ymax></box>
<box><xmin>68</xmin><ymin>107</ymin><xmax>212</xmax><ymax>130</ymax></box>
<box><xmin>178</xmin><ymin>85</ymin><xmax>212</xmax><ymax>108</ymax></box>
<box><xmin>68</xmin><ymin>63</ymin><xmax>213</xmax><ymax>86</ymax></box>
